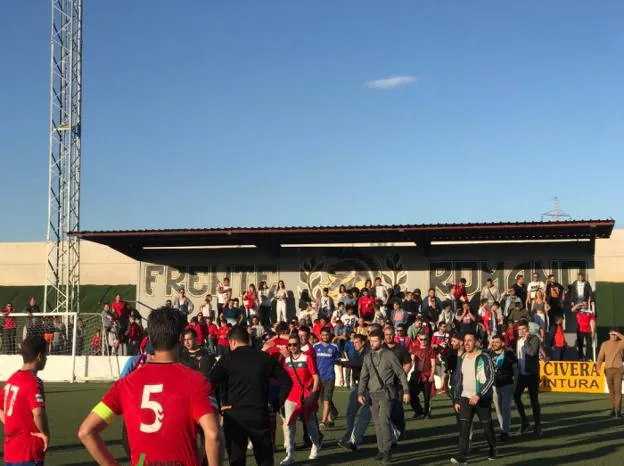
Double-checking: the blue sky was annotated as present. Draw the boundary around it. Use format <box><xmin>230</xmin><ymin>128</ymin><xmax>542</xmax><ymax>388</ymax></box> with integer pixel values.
<box><xmin>1</xmin><ymin>0</ymin><xmax>622</xmax><ymax>242</ymax></box>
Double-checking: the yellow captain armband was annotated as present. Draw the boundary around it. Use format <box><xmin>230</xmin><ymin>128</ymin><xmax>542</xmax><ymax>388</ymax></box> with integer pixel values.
<box><xmin>92</xmin><ymin>402</ymin><xmax>117</xmax><ymax>425</ymax></box>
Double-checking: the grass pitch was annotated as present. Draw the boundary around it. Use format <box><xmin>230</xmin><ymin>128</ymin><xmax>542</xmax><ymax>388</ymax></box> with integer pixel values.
<box><xmin>1</xmin><ymin>383</ymin><xmax>623</xmax><ymax>465</ymax></box>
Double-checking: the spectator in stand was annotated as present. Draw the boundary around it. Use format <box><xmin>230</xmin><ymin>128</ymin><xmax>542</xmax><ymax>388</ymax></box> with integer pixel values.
<box><xmin>514</xmin><ymin>320</ymin><xmax>542</xmax><ymax>437</ymax></box>
<box><xmin>317</xmin><ymin>288</ymin><xmax>335</xmax><ymax>321</ymax></box>
<box><xmin>205</xmin><ymin>316</ymin><xmax>219</xmax><ymax>352</ymax></box>
<box><xmin>216</xmin><ymin>321</ymin><xmax>231</xmax><ymax>357</ymax></box>
<box><xmin>572</xmin><ymin>300</ymin><xmax>596</xmax><ymax>360</ymax></box>
<box><xmin>91</xmin><ymin>329</ymin><xmax>102</xmax><ymax>355</ymax></box>
<box><xmin>126</xmin><ymin>314</ymin><xmax>143</xmax><ymax>355</ymax></box>
<box><xmin>508</xmin><ymin>302</ymin><xmax>530</xmax><ymax>325</ymax></box>
<box><xmin>373</xmin><ymin>277</ymin><xmax>388</xmax><ymax>311</ymax></box>
<box><xmin>331</xmin><ymin>301</ymin><xmax>346</xmax><ymax>324</ymax></box>
<box><xmin>453</xmin><ymin>279</ymin><xmax>468</xmax><ymax>304</ymax></box>
<box><xmin>481</xmin><ymin>278</ymin><xmax>500</xmax><ymax>307</ymax></box>
<box><xmin>337</xmin><ymin>284</ymin><xmax>349</xmax><ymax>305</ymax></box>
<box><xmin>333</xmin><ymin>320</ymin><xmax>348</xmax><ymax>351</ymax></box>
<box><xmin>173</xmin><ymin>287</ymin><xmax>194</xmax><ymax>322</ymax></box>
<box><xmin>570</xmin><ymin>272</ymin><xmax>593</xmax><ymax>307</ymax></box>
<box><xmin>488</xmin><ymin>334</ymin><xmax>517</xmax><ymax>442</ymax></box>
<box><xmin>354</xmin><ymin>317</ymin><xmax>369</xmax><ymax>337</ymax></box>
<box><xmin>444</xmin><ymin>284</ymin><xmax>459</xmax><ymax>313</ymax></box>
<box><xmin>401</xmin><ymin>291</ymin><xmax>420</xmax><ymax>325</ymax></box>
<box><xmin>23</xmin><ymin>297</ymin><xmax>41</xmax><ymax>314</ymax></box>
<box><xmin>358</xmin><ymin>288</ymin><xmax>376</xmax><ymax>322</ymax></box>
<box><xmin>312</xmin><ymin>316</ymin><xmax>331</xmax><ymax>340</ymax></box>
<box><xmin>257</xmin><ymin>281</ymin><xmax>272</xmax><ymax>328</ymax></box>
<box><xmin>314</xmin><ymin>327</ymin><xmax>341</xmax><ymax>429</ymax></box>
<box><xmin>390</xmin><ymin>301</ymin><xmax>408</xmax><ymax>328</ymax></box>
<box><xmin>483</xmin><ymin>302</ymin><xmax>503</xmax><ymax>337</ymax></box>
<box><xmin>222</xmin><ymin>299</ymin><xmax>242</xmax><ymax>326</ymax></box>
<box><xmin>526</xmin><ymin>273</ymin><xmax>546</xmax><ymax>308</ymax></box>
<box><xmin>2</xmin><ymin>303</ymin><xmax>18</xmax><ymax>354</ymax></box>
<box><xmin>372</xmin><ymin>304</ymin><xmax>386</xmax><ymax>325</ymax></box>
<box><xmin>75</xmin><ymin>318</ymin><xmax>85</xmax><ymax>355</ymax></box>
<box><xmin>250</xmin><ymin>316</ymin><xmax>265</xmax><ymax>346</ymax></box>
<box><xmin>422</xmin><ymin>288</ymin><xmax>442</xmax><ymax>323</ymax></box>
<box><xmin>111</xmin><ymin>294</ymin><xmax>130</xmax><ymax>333</ymax></box>
<box><xmin>243</xmin><ymin>284</ymin><xmax>258</xmax><ymax>323</ymax></box>
<box><xmin>595</xmin><ymin>329</ymin><xmax>624</xmax><ymax>417</ymax></box>
<box><xmin>409</xmin><ymin>333</ymin><xmax>436</xmax><ymax>419</ymax></box>
<box><xmin>342</xmin><ymin>304</ymin><xmax>357</xmax><ymax>332</ymax></box>
<box><xmin>274</xmin><ymin>280</ymin><xmax>289</xmax><ymax>323</ymax></box>
<box><xmin>530</xmin><ymin>291</ymin><xmax>550</xmax><ymax>340</ymax></box>
<box><xmin>548</xmin><ymin>315</ymin><xmax>567</xmax><ymax>360</ymax></box>
<box><xmin>544</xmin><ymin>274</ymin><xmax>564</xmax><ymax>319</ymax></box>
<box><xmin>501</xmin><ymin>287</ymin><xmax>522</xmax><ymax>319</ymax></box>
<box><xmin>412</xmin><ymin>289</ymin><xmax>424</xmax><ymax>313</ymax></box>
<box><xmin>298</xmin><ymin>302</ymin><xmax>318</xmax><ymax>325</ymax></box>
<box><xmin>216</xmin><ymin>277</ymin><xmax>232</xmax><ymax>316</ymax></box>
<box><xmin>395</xmin><ymin>324</ymin><xmax>412</xmax><ymax>349</ymax></box>
<box><xmin>100</xmin><ymin>303</ymin><xmax>113</xmax><ymax>344</ymax></box>
<box><xmin>512</xmin><ymin>275</ymin><xmax>528</xmax><ymax>307</ymax></box>
<box><xmin>200</xmin><ymin>294</ymin><xmax>214</xmax><ymax>320</ymax></box>
<box><xmin>407</xmin><ymin>315</ymin><xmax>430</xmax><ymax>341</ymax></box>
<box><xmin>457</xmin><ymin>303</ymin><xmax>477</xmax><ymax>335</ymax></box>
<box><xmin>477</xmin><ymin>298</ymin><xmax>489</xmax><ymax>319</ymax></box>
<box><xmin>431</xmin><ymin>321</ymin><xmax>450</xmax><ymax>357</ymax></box>
<box><xmin>438</xmin><ymin>302</ymin><xmax>456</xmax><ymax>331</ymax></box>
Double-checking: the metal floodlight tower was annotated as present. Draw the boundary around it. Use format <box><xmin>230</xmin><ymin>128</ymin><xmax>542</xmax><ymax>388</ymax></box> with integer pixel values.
<box><xmin>44</xmin><ymin>0</ymin><xmax>83</xmax><ymax>313</ymax></box>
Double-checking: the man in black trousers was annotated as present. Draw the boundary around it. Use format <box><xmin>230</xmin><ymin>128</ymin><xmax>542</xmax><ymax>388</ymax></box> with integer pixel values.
<box><xmin>209</xmin><ymin>326</ymin><xmax>293</xmax><ymax>466</ymax></box>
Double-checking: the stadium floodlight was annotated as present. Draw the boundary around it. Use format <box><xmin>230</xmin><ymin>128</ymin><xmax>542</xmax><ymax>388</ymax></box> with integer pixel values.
<box><xmin>44</xmin><ymin>0</ymin><xmax>83</xmax><ymax>314</ymax></box>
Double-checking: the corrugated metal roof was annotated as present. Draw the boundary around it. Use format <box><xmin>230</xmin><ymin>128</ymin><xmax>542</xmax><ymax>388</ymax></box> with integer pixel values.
<box><xmin>74</xmin><ymin>219</ymin><xmax>615</xmax><ymax>237</ymax></box>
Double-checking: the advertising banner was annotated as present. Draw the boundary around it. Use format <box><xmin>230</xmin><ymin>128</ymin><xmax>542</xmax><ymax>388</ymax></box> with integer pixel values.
<box><xmin>539</xmin><ymin>360</ymin><xmax>605</xmax><ymax>394</ymax></box>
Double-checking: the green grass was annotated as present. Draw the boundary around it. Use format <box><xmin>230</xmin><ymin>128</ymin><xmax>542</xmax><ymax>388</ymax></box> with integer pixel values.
<box><xmin>1</xmin><ymin>384</ymin><xmax>623</xmax><ymax>465</ymax></box>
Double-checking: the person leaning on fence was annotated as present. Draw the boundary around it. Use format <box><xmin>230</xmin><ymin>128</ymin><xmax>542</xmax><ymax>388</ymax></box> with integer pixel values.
<box><xmin>357</xmin><ymin>329</ymin><xmax>409</xmax><ymax>466</ymax></box>
<box><xmin>595</xmin><ymin>329</ymin><xmax>624</xmax><ymax>418</ymax></box>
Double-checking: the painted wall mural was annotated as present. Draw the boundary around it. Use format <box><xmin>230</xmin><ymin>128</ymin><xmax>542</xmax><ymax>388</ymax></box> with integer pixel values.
<box><xmin>298</xmin><ymin>252</ymin><xmax>408</xmax><ymax>301</ymax></box>
<box><xmin>429</xmin><ymin>260</ymin><xmax>588</xmax><ymax>298</ymax></box>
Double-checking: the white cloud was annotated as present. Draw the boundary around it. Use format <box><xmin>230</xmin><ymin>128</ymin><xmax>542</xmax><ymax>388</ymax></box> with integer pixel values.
<box><xmin>364</xmin><ymin>75</ymin><xmax>417</xmax><ymax>90</ymax></box>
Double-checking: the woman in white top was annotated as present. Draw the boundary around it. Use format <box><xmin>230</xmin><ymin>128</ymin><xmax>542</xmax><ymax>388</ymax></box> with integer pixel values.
<box><xmin>200</xmin><ymin>294</ymin><xmax>214</xmax><ymax>320</ymax></box>
<box><xmin>274</xmin><ymin>280</ymin><xmax>288</xmax><ymax>322</ymax></box>
<box><xmin>258</xmin><ymin>281</ymin><xmax>272</xmax><ymax>327</ymax></box>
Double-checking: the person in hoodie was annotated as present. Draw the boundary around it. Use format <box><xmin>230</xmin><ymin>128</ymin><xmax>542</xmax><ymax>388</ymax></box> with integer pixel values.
<box><xmin>451</xmin><ymin>332</ymin><xmax>497</xmax><ymax>465</ymax></box>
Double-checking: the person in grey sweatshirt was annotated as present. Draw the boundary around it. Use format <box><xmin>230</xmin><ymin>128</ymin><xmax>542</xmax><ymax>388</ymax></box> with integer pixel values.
<box><xmin>358</xmin><ymin>329</ymin><xmax>409</xmax><ymax>465</ymax></box>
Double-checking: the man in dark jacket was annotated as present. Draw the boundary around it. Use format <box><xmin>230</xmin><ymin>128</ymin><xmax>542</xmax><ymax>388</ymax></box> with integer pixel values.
<box><xmin>451</xmin><ymin>332</ymin><xmax>497</xmax><ymax>465</ymax></box>
<box><xmin>513</xmin><ymin>320</ymin><xmax>542</xmax><ymax>437</ymax></box>
<box><xmin>488</xmin><ymin>334</ymin><xmax>517</xmax><ymax>441</ymax></box>
<box><xmin>208</xmin><ymin>326</ymin><xmax>292</xmax><ymax>466</ymax></box>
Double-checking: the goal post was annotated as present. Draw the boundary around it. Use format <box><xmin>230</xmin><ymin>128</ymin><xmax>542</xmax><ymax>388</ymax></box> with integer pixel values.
<box><xmin>0</xmin><ymin>312</ymin><xmax>131</xmax><ymax>383</ymax></box>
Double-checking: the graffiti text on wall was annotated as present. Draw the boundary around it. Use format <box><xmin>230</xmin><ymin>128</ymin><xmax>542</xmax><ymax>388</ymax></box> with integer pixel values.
<box><xmin>429</xmin><ymin>260</ymin><xmax>587</xmax><ymax>297</ymax></box>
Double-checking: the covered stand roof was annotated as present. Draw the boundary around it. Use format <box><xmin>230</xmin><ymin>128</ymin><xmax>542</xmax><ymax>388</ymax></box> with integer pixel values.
<box><xmin>72</xmin><ymin>219</ymin><xmax>615</xmax><ymax>260</ymax></box>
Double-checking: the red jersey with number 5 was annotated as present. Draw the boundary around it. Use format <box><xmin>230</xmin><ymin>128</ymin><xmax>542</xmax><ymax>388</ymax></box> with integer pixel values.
<box><xmin>98</xmin><ymin>362</ymin><xmax>214</xmax><ymax>466</ymax></box>
<box><xmin>0</xmin><ymin>370</ymin><xmax>46</xmax><ymax>463</ymax></box>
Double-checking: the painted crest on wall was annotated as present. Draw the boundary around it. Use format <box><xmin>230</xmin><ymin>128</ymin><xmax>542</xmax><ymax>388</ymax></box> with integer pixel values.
<box><xmin>298</xmin><ymin>252</ymin><xmax>408</xmax><ymax>301</ymax></box>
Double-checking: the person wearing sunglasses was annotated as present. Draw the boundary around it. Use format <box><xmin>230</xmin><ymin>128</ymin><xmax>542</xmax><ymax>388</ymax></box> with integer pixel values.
<box><xmin>279</xmin><ymin>336</ymin><xmax>322</xmax><ymax>465</ymax></box>
<box><xmin>409</xmin><ymin>334</ymin><xmax>436</xmax><ymax>420</ymax></box>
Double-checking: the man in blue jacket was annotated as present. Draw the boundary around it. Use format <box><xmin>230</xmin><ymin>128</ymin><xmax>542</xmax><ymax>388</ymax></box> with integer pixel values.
<box><xmin>451</xmin><ymin>332</ymin><xmax>497</xmax><ymax>465</ymax></box>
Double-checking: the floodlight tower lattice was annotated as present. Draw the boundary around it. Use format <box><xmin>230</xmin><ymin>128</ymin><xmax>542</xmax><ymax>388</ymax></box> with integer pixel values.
<box><xmin>44</xmin><ymin>0</ymin><xmax>83</xmax><ymax>314</ymax></box>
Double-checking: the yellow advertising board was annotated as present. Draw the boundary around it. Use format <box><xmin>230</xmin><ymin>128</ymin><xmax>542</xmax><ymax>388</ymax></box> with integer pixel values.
<box><xmin>539</xmin><ymin>360</ymin><xmax>605</xmax><ymax>394</ymax></box>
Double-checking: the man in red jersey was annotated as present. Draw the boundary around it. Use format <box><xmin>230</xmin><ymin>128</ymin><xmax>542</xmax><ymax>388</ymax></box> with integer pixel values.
<box><xmin>279</xmin><ymin>335</ymin><xmax>322</xmax><ymax>465</ymax></box>
<box><xmin>357</xmin><ymin>288</ymin><xmax>376</xmax><ymax>322</ymax></box>
<box><xmin>78</xmin><ymin>307</ymin><xmax>221</xmax><ymax>466</ymax></box>
<box><xmin>0</xmin><ymin>335</ymin><xmax>50</xmax><ymax>466</ymax></box>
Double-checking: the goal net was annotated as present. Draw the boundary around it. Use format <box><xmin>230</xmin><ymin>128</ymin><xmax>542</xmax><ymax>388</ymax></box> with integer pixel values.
<box><xmin>0</xmin><ymin>312</ymin><xmax>144</xmax><ymax>382</ymax></box>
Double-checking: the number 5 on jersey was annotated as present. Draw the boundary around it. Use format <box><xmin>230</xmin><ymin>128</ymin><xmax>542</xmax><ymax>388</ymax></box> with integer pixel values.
<box><xmin>140</xmin><ymin>384</ymin><xmax>164</xmax><ymax>433</ymax></box>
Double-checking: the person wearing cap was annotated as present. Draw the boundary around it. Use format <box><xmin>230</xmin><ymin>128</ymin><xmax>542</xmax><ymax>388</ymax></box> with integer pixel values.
<box><xmin>595</xmin><ymin>329</ymin><xmax>624</xmax><ymax>417</ymax></box>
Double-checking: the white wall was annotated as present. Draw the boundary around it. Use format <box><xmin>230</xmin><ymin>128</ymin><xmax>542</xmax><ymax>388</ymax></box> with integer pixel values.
<box><xmin>0</xmin><ymin>355</ymin><xmax>130</xmax><ymax>382</ymax></box>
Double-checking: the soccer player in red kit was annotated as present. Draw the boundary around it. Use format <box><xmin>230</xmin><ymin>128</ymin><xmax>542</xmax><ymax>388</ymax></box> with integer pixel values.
<box><xmin>0</xmin><ymin>335</ymin><xmax>50</xmax><ymax>466</ymax></box>
<box><xmin>78</xmin><ymin>307</ymin><xmax>221</xmax><ymax>465</ymax></box>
